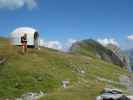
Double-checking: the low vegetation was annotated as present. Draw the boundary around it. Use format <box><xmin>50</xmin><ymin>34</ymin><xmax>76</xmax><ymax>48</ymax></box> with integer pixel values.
<box><xmin>0</xmin><ymin>38</ymin><xmax>130</xmax><ymax>100</ymax></box>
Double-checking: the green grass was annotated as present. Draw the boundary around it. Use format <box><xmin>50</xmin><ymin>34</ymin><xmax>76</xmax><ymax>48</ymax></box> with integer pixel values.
<box><xmin>0</xmin><ymin>38</ymin><xmax>130</xmax><ymax>100</ymax></box>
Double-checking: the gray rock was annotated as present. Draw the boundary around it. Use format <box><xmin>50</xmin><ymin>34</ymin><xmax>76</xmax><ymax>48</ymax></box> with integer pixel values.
<box><xmin>62</xmin><ymin>80</ymin><xmax>70</xmax><ymax>88</ymax></box>
<box><xmin>16</xmin><ymin>91</ymin><xmax>45</xmax><ymax>100</ymax></box>
<box><xmin>119</xmin><ymin>75</ymin><xmax>133</xmax><ymax>92</ymax></box>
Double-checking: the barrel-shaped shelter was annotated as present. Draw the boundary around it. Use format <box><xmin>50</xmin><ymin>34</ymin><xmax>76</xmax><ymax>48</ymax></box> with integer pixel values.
<box><xmin>10</xmin><ymin>27</ymin><xmax>39</xmax><ymax>48</ymax></box>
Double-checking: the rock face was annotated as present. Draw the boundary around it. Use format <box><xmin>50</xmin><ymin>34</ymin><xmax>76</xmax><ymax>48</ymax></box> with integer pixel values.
<box><xmin>70</xmin><ymin>39</ymin><xmax>127</xmax><ymax>68</ymax></box>
<box><xmin>106</xmin><ymin>44</ymin><xmax>129</xmax><ymax>69</ymax></box>
<box><xmin>126</xmin><ymin>49</ymin><xmax>133</xmax><ymax>71</ymax></box>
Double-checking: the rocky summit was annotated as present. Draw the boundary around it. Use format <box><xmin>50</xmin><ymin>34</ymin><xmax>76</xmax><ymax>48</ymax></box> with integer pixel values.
<box><xmin>70</xmin><ymin>39</ymin><xmax>128</xmax><ymax>68</ymax></box>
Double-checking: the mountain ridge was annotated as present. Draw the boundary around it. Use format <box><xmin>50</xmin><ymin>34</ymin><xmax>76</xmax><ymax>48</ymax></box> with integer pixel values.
<box><xmin>70</xmin><ymin>39</ymin><xmax>128</xmax><ymax>68</ymax></box>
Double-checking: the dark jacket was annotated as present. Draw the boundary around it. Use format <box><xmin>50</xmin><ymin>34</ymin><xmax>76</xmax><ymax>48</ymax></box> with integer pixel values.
<box><xmin>21</xmin><ymin>36</ymin><xmax>27</xmax><ymax>43</ymax></box>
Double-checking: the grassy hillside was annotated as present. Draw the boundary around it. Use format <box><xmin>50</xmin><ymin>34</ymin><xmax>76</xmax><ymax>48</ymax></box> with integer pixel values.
<box><xmin>0</xmin><ymin>38</ymin><xmax>130</xmax><ymax>100</ymax></box>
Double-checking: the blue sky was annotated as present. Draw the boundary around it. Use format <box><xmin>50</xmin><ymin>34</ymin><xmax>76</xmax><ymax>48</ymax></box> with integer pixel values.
<box><xmin>1</xmin><ymin>0</ymin><xmax>133</xmax><ymax>49</ymax></box>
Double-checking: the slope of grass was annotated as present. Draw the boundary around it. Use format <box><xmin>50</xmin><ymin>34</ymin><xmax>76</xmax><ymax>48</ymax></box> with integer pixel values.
<box><xmin>0</xmin><ymin>38</ymin><xmax>130</xmax><ymax>100</ymax></box>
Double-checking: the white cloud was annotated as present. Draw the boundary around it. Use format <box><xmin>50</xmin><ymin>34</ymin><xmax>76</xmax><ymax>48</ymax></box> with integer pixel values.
<box><xmin>39</xmin><ymin>38</ymin><xmax>77</xmax><ymax>51</ymax></box>
<box><xmin>67</xmin><ymin>39</ymin><xmax>77</xmax><ymax>45</ymax></box>
<box><xmin>0</xmin><ymin>0</ymin><xmax>37</xmax><ymax>10</ymax></box>
<box><xmin>127</xmin><ymin>35</ymin><xmax>133</xmax><ymax>40</ymax></box>
<box><xmin>97</xmin><ymin>38</ymin><xmax>119</xmax><ymax>46</ymax></box>
<box><xmin>44</xmin><ymin>41</ymin><xmax>63</xmax><ymax>50</ymax></box>
<box><xmin>64</xmin><ymin>38</ymin><xmax>77</xmax><ymax>51</ymax></box>
<box><xmin>39</xmin><ymin>39</ymin><xmax>63</xmax><ymax>50</ymax></box>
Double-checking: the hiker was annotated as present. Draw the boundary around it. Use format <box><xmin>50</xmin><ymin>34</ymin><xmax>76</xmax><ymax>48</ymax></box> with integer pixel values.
<box><xmin>21</xmin><ymin>34</ymin><xmax>27</xmax><ymax>54</ymax></box>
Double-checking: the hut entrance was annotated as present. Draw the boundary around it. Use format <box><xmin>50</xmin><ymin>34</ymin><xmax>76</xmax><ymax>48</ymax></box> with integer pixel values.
<box><xmin>34</xmin><ymin>32</ymin><xmax>39</xmax><ymax>48</ymax></box>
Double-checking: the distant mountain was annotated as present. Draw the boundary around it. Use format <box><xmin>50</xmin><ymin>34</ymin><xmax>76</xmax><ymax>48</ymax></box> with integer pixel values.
<box><xmin>70</xmin><ymin>39</ymin><xmax>127</xmax><ymax>68</ymax></box>
<box><xmin>125</xmin><ymin>48</ymin><xmax>133</xmax><ymax>71</ymax></box>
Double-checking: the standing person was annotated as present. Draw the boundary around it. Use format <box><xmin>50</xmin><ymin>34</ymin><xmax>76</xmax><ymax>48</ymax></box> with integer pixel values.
<box><xmin>21</xmin><ymin>34</ymin><xmax>27</xmax><ymax>54</ymax></box>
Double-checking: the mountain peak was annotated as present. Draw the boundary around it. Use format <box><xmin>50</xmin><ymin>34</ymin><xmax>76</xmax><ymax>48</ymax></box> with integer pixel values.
<box><xmin>70</xmin><ymin>39</ymin><xmax>128</xmax><ymax>68</ymax></box>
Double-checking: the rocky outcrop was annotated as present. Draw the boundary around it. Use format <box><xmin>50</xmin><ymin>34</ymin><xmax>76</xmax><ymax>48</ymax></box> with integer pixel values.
<box><xmin>0</xmin><ymin>56</ymin><xmax>7</xmax><ymax>65</ymax></box>
<box><xmin>106</xmin><ymin>44</ymin><xmax>129</xmax><ymax>69</ymax></box>
<box><xmin>70</xmin><ymin>39</ymin><xmax>127</xmax><ymax>68</ymax></box>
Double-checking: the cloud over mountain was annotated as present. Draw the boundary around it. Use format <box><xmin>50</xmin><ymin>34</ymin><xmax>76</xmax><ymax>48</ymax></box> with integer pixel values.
<box><xmin>127</xmin><ymin>35</ymin><xmax>133</xmax><ymax>40</ymax></box>
<box><xmin>0</xmin><ymin>0</ymin><xmax>37</xmax><ymax>10</ymax></box>
<box><xmin>97</xmin><ymin>38</ymin><xmax>119</xmax><ymax>46</ymax></box>
<box><xmin>39</xmin><ymin>38</ymin><xmax>77</xmax><ymax>51</ymax></box>
<box><xmin>44</xmin><ymin>41</ymin><xmax>63</xmax><ymax>50</ymax></box>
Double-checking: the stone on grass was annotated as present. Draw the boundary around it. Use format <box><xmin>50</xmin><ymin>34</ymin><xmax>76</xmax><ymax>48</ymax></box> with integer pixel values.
<box><xmin>16</xmin><ymin>91</ymin><xmax>45</xmax><ymax>100</ymax></box>
<box><xmin>80</xmin><ymin>70</ymin><xmax>85</xmax><ymax>74</ymax></box>
<box><xmin>62</xmin><ymin>80</ymin><xmax>70</xmax><ymax>88</ymax></box>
